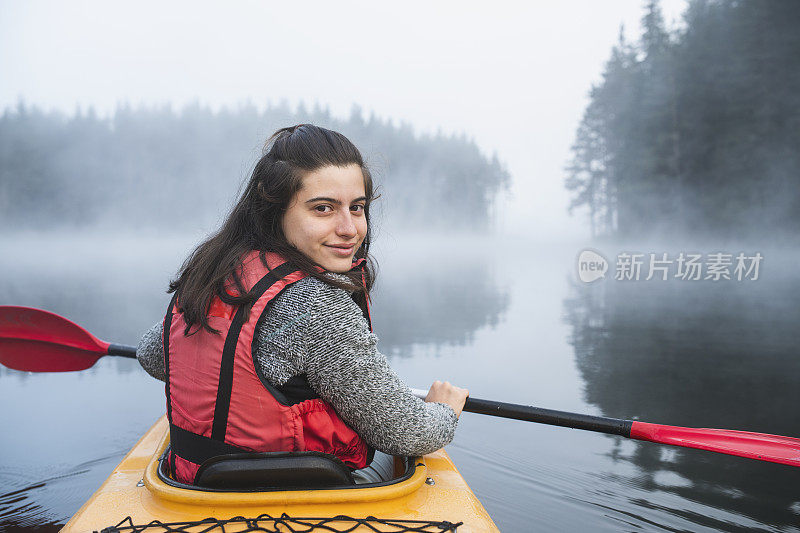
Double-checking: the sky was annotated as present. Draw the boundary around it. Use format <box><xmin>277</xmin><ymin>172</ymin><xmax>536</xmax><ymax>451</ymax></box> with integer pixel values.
<box><xmin>0</xmin><ymin>0</ymin><xmax>688</xmax><ymax>240</ymax></box>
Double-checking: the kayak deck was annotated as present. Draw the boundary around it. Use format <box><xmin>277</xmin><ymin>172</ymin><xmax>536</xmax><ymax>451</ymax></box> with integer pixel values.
<box><xmin>62</xmin><ymin>416</ymin><xmax>498</xmax><ymax>532</ymax></box>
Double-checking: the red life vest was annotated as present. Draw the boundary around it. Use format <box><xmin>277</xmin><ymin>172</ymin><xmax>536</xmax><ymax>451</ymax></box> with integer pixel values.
<box><xmin>163</xmin><ymin>250</ymin><xmax>371</xmax><ymax>484</ymax></box>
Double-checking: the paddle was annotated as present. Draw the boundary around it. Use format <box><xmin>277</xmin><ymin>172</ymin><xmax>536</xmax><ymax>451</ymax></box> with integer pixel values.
<box><xmin>408</xmin><ymin>389</ymin><xmax>800</xmax><ymax>468</ymax></box>
<box><xmin>2</xmin><ymin>306</ymin><xmax>799</xmax><ymax>468</ymax></box>
<box><xmin>0</xmin><ymin>306</ymin><xmax>135</xmax><ymax>372</ymax></box>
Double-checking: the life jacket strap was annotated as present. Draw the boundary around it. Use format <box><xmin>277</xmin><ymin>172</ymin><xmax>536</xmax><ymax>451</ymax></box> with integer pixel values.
<box><xmin>211</xmin><ymin>261</ymin><xmax>300</xmax><ymax>442</ymax></box>
<box><xmin>169</xmin><ymin>423</ymin><xmax>250</xmax><ymax>467</ymax></box>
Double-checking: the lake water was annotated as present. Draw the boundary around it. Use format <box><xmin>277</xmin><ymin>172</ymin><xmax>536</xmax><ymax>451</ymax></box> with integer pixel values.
<box><xmin>1</xmin><ymin>232</ymin><xmax>799</xmax><ymax>532</ymax></box>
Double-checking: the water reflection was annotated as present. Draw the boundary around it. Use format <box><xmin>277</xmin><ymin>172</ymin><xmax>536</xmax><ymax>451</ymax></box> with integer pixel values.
<box><xmin>371</xmin><ymin>253</ymin><xmax>510</xmax><ymax>356</ymax></box>
<box><xmin>0</xmin><ymin>232</ymin><xmax>509</xmax><ymax>356</ymax></box>
<box><xmin>563</xmin><ymin>253</ymin><xmax>800</xmax><ymax>530</ymax></box>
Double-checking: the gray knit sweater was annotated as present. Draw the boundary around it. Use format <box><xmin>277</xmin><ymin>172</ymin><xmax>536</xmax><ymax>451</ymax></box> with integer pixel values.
<box><xmin>136</xmin><ymin>273</ymin><xmax>457</xmax><ymax>457</ymax></box>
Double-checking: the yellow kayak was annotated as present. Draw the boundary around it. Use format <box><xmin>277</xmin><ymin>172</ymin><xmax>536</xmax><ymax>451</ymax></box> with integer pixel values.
<box><xmin>62</xmin><ymin>416</ymin><xmax>499</xmax><ymax>532</ymax></box>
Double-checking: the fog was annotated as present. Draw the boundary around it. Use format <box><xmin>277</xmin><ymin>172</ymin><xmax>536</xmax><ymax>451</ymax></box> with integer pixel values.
<box><xmin>3</xmin><ymin>1</ymin><xmax>800</xmax><ymax>531</ymax></box>
<box><xmin>0</xmin><ymin>103</ymin><xmax>510</xmax><ymax>235</ymax></box>
<box><xmin>0</xmin><ymin>0</ymin><xmax>692</xmax><ymax>241</ymax></box>
<box><xmin>2</xmin><ymin>0</ymin><xmax>795</xmax><ymax>246</ymax></box>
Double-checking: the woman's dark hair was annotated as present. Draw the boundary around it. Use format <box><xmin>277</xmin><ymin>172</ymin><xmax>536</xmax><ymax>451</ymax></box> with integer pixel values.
<box><xmin>169</xmin><ymin>124</ymin><xmax>378</xmax><ymax>335</ymax></box>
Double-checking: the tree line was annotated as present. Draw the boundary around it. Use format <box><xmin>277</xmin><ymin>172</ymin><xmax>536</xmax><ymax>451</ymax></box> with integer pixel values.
<box><xmin>566</xmin><ymin>0</ymin><xmax>800</xmax><ymax>240</ymax></box>
<box><xmin>0</xmin><ymin>101</ymin><xmax>510</xmax><ymax>232</ymax></box>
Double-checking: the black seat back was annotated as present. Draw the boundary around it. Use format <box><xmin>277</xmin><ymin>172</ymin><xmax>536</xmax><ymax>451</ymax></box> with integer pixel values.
<box><xmin>194</xmin><ymin>451</ymin><xmax>355</xmax><ymax>490</ymax></box>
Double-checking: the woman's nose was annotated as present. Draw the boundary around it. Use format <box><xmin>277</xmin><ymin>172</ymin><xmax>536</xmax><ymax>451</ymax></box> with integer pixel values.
<box><xmin>335</xmin><ymin>211</ymin><xmax>357</xmax><ymax>237</ymax></box>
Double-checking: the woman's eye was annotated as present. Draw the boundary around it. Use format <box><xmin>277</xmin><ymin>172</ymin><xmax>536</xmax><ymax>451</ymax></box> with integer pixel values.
<box><xmin>314</xmin><ymin>205</ymin><xmax>332</xmax><ymax>213</ymax></box>
<box><xmin>351</xmin><ymin>204</ymin><xmax>365</xmax><ymax>213</ymax></box>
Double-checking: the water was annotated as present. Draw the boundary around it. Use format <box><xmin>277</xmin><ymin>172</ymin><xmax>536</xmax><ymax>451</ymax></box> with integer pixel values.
<box><xmin>1</xmin><ymin>232</ymin><xmax>799</xmax><ymax>532</ymax></box>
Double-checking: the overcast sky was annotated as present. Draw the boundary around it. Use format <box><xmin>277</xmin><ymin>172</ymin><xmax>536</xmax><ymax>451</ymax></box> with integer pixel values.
<box><xmin>0</xmin><ymin>0</ymin><xmax>688</xmax><ymax>240</ymax></box>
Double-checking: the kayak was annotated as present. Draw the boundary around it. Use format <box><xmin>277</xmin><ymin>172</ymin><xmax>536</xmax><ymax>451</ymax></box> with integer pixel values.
<box><xmin>62</xmin><ymin>416</ymin><xmax>499</xmax><ymax>532</ymax></box>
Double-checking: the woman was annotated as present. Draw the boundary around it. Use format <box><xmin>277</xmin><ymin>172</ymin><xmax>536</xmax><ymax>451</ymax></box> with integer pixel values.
<box><xmin>136</xmin><ymin>124</ymin><xmax>468</xmax><ymax>485</ymax></box>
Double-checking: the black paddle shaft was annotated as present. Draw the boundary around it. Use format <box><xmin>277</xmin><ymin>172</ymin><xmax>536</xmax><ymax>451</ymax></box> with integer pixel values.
<box><xmin>107</xmin><ymin>343</ymin><xmax>137</xmax><ymax>358</ymax></box>
<box><xmin>464</xmin><ymin>397</ymin><xmax>633</xmax><ymax>437</ymax></box>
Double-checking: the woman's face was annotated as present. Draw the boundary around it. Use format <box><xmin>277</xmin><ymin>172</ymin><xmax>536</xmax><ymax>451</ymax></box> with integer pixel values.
<box><xmin>281</xmin><ymin>164</ymin><xmax>368</xmax><ymax>273</ymax></box>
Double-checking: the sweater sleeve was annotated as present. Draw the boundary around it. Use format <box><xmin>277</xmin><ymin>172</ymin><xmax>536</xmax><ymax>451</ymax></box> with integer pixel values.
<box><xmin>298</xmin><ymin>280</ymin><xmax>459</xmax><ymax>457</ymax></box>
<box><xmin>136</xmin><ymin>320</ymin><xmax>166</xmax><ymax>382</ymax></box>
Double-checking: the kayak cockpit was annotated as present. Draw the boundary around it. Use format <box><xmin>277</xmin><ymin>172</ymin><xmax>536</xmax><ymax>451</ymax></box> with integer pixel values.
<box><xmin>143</xmin><ymin>422</ymin><xmax>430</xmax><ymax>506</ymax></box>
<box><xmin>156</xmin><ymin>447</ymin><xmax>419</xmax><ymax>492</ymax></box>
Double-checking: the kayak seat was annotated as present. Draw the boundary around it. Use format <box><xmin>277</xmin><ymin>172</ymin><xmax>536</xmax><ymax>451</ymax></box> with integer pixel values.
<box><xmin>193</xmin><ymin>451</ymin><xmax>355</xmax><ymax>490</ymax></box>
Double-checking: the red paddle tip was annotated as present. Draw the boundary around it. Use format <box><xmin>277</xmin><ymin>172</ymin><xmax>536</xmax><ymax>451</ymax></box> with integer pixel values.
<box><xmin>630</xmin><ymin>421</ymin><xmax>800</xmax><ymax>468</ymax></box>
<box><xmin>0</xmin><ymin>306</ymin><xmax>110</xmax><ymax>372</ymax></box>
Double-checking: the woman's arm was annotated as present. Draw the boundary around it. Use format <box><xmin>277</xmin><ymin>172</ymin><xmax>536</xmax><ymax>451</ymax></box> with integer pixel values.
<box><xmin>137</xmin><ymin>321</ymin><xmax>166</xmax><ymax>382</ymax></box>
<box><xmin>295</xmin><ymin>279</ymin><xmax>459</xmax><ymax>457</ymax></box>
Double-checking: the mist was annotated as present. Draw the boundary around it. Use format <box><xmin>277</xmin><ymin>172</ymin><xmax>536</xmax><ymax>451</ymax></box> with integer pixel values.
<box><xmin>3</xmin><ymin>1</ymin><xmax>800</xmax><ymax>531</ymax></box>
<box><xmin>0</xmin><ymin>102</ymin><xmax>509</xmax><ymax>235</ymax></box>
<box><xmin>565</xmin><ymin>1</ymin><xmax>800</xmax><ymax>248</ymax></box>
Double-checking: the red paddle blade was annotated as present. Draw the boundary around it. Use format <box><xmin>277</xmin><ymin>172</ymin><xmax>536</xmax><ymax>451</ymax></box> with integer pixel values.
<box><xmin>0</xmin><ymin>306</ymin><xmax>110</xmax><ymax>372</ymax></box>
<box><xmin>631</xmin><ymin>421</ymin><xmax>800</xmax><ymax>467</ymax></box>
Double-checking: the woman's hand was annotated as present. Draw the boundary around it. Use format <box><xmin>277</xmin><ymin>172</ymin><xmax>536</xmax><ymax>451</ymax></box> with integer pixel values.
<box><xmin>424</xmin><ymin>380</ymin><xmax>469</xmax><ymax>418</ymax></box>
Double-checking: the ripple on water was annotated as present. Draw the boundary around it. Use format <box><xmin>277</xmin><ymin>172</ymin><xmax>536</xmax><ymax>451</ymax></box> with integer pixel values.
<box><xmin>0</xmin><ymin>452</ymin><xmax>125</xmax><ymax>531</ymax></box>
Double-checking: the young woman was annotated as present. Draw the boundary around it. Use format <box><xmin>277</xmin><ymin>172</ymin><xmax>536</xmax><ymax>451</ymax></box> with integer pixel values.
<box><xmin>136</xmin><ymin>124</ymin><xmax>468</xmax><ymax>485</ymax></box>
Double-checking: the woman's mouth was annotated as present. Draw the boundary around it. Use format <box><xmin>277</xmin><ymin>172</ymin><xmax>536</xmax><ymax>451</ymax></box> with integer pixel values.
<box><xmin>325</xmin><ymin>243</ymin><xmax>356</xmax><ymax>257</ymax></box>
